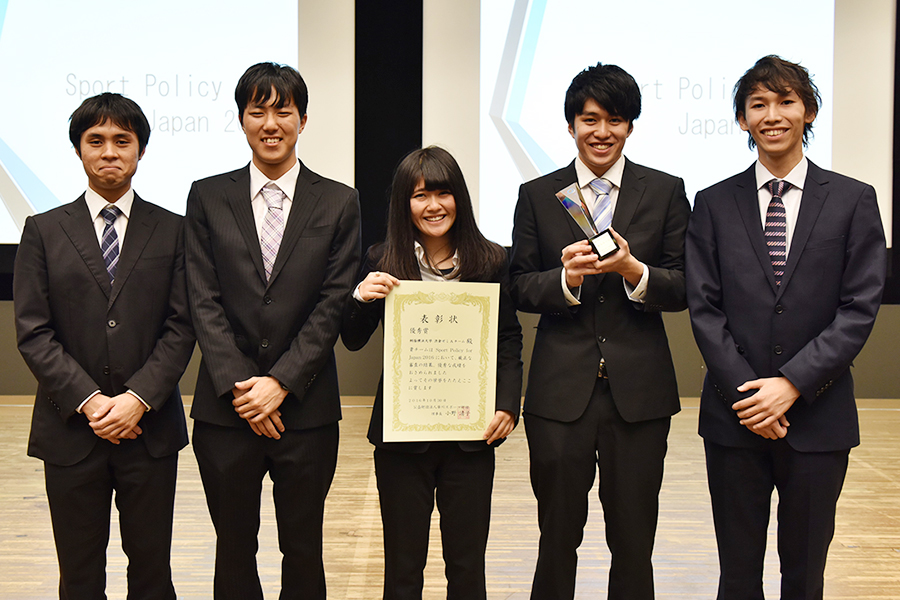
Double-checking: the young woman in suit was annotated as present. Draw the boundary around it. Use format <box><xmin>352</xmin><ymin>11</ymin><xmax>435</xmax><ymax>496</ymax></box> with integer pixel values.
<box><xmin>342</xmin><ymin>146</ymin><xmax>523</xmax><ymax>599</ymax></box>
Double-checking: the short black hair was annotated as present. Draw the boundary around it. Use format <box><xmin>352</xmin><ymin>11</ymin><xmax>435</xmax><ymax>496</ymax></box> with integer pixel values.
<box><xmin>564</xmin><ymin>63</ymin><xmax>641</xmax><ymax>126</ymax></box>
<box><xmin>69</xmin><ymin>93</ymin><xmax>151</xmax><ymax>155</ymax></box>
<box><xmin>733</xmin><ymin>55</ymin><xmax>821</xmax><ymax>149</ymax></box>
<box><xmin>235</xmin><ymin>62</ymin><xmax>308</xmax><ymax>124</ymax></box>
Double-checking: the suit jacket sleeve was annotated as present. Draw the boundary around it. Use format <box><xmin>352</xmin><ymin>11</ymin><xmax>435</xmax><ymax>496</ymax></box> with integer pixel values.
<box><xmin>14</xmin><ymin>216</ymin><xmax>100</xmax><ymax>418</ymax></box>
<box><xmin>686</xmin><ymin>189</ymin><xmax>761</xmax><ymax>404</ymax></box>
<box><xmin>185</xmin><ymin>181</ymin><xmax>260</xmax><ymax>396</ymax></box>
<box><xmin>778</xmin><ymin>184</ymin><xmax>886</xmax><ymax>402</ymax></box>
<box><xmin>123</xmin><ymin>220</ymin><xmax>195</xmax><ymax>409</ymax></box>
<box><xmin>267</xmin><ymin>189</ymin><xmax>361</xmax><ymax>397</ymax></box>
<box><xmin>494</xmin><ymin>257</ymin><xmax>524</xmax><ymax>418</ymax></box>
<box><xmin>508</xmin><ymin>182</ymin><xmax>572</xmax><ymax>315</ymax></box>
<box><xmin>640</xmin><ymin>176</ymin><xmax>690</xmax><ymax>313</ymax></box>
<box><xmin>340</xmin><ymin>246</ymin><xmax>385</xmax><ymax>353</ymax></box>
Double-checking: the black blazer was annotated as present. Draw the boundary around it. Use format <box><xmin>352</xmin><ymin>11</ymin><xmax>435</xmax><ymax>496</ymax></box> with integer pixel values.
<box><xmin>686</xmin><ymin>161</ymin><xmax>886</xmax><ymax>452</ymax></box>
<box><xmin>15</xmin><ymin>195</ymin><xmax>194</xmax><ymax>466</ymax></box>
<box><xmin>509</xmin><ymin>160</ymin><xmax>690</xmax><ymax>423</ymax></box>
<box><xmin>341</xmin><ymin>244</ymin><xmax>523</xmax><ymax>452</ymax></box>
<box><xmin>185</xmin><ymin>162</ymin><xmax>361</xmax><ymax>430</ymax></box>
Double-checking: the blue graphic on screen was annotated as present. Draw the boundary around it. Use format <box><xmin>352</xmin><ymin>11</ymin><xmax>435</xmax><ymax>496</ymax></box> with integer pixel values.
<box><xmin>501</xmin><ymin>0</ymin><xmax>555</xmax><ymax>177</ymax></box>
<box><xmin>0</xmin><ymin>138</ymin><xmax>57</xmax><ymax>212</ymax></box>
<box><xmin>0</xmin><ymin>0</ymin><xmax>47</xmax><ymax>231</ymax></box>
<box><xmin>0</xmin><ymin>0</ymin><xmax>299</xmax><ymax>242</ymax></box>
<box><xmin>489</xmin><ymin>0</ymin><xmax>558</xmax><ymax>181</ymax></box>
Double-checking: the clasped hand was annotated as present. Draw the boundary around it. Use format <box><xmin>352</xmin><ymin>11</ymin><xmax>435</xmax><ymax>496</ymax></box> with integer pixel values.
<box><xmin>84</xmin><ymin>393</ymin><xmax>145</xmax><ymax>443</ymax></box>
<box><xmin>233</xmin><ymin>376</ymin><xmax>288</xmax><ymax>439</ymax></box>
<box><xmin>732</xmin><ymin>376</ymin><xmax>800</xmax><ymax>440</ymax></box>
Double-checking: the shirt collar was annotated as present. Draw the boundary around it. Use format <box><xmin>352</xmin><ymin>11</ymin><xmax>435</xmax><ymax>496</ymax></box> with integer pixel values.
<box><xmin>574</xmin><ymin>154</ymin><xmax>626</xmax><ymax>190</ymax></box>
<box><xmin>754</xmin><ymin>156</ymin><xmax>808</xmax><ymax>192</ymax></box>
<box><xmin>414</xmin><ymin>240</ymin><xmax>460</xmax><ymax>278</ymax></box>
<box><xmin>249</xmin><ymin>159</ymin><xmax>301</xmax><ymax>201</ymax></box>
<box><xmin>84</xmin><ymin>186</ymin><xmax>134</xmax><ymax>220</ymax></box>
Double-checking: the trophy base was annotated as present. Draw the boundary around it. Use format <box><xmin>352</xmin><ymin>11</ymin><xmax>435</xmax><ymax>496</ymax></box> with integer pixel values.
<box><xmin>590</xmin><ymin>229</ymin><xmax>619</xmax><ymax>260</ymax></box>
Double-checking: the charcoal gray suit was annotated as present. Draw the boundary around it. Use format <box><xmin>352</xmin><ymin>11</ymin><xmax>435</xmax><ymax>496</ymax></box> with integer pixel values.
<box><xmin>185</xmin><ymin>160</ymin><xmax>360</xmax><ymax>600</ymax></box>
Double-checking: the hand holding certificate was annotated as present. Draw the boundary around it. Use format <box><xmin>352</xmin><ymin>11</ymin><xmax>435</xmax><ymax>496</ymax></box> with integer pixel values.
<box><xmin>383</xmin><ymin>280</ymin><xmax>499</xmax><ymax>442</ymax></box>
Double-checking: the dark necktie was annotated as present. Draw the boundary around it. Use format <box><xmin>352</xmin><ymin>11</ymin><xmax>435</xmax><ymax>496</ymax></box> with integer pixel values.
<box><xmin>100</xmin><ymin>205</ymin><xmax>122</xmax><ymax>283</ymax></box>
<box><xmin>764</xmin><ymin>179</ymin><xmax>792</xmax><ymax>285</ymax></box>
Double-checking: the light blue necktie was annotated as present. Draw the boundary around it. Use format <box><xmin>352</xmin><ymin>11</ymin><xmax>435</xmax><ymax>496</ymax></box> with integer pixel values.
<box><xmin>588</xmin><ymin>178</ymin><xmax>613</xmax><ymax>232</ymax></box>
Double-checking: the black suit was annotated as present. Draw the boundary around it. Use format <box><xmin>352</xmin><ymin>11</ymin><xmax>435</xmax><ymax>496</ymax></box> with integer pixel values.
<box><xmin>15</xmin><ymin>194</ymin><xmax>194</xmax><ymax>599</ymax></box>
<box><xmin>185</xmin><ymin>161</ymin><xmax>360</xmax><ymax>600</ymax></box>
<box><xmin>509</xmin><ymin>159</ymin><xmax>690</xmax><ymax>599</ymax></box>
<box><xmin>686</xmin><ymin>161</ymin><xmax>886</xmax><ymax>599</ymax></box>
<box><xmin>341</xmin><ymin>244</ymin><xmax>523</xmax><ymax>599</ymax></box>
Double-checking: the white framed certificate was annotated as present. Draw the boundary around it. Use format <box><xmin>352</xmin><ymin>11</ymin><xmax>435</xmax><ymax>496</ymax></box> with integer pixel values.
<box><xmin>383</xmin><ymin>280</ymin><xmax>499</xmax><ymax>442</ymax></box>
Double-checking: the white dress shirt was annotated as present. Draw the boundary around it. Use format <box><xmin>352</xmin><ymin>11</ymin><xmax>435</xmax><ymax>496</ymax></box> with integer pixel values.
<box><xmin>754</xmin><ymin>157</ymin><xmax>808</xmax><ymax>257</ymax></box>
<box><xmin>84</xmin><ymin>186</ymin><xmax>133</xmax><ymax>247</ymax></box>
<box><xmin>78</xmin><ymin>186</ymin><xmax>149</xmax><ymax>412</ymax></box>
<box><xmin>249</xmin><ymin>159</ymin><xmax>299</xmax><ymax>236</ymax></box>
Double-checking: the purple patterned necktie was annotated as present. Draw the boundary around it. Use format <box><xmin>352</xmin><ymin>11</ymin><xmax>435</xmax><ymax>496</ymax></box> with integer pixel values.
<box><xmin>100</xmin><ymin>205</ymin><xmax>122</xmax><ymax>283</ymax></box>
<box><xmin>764</xmin><ymin>179</ymin><xmax>792</xmax><ymax>285</ymax></box>
<box><xmin>588</xmin><ymin>178</ymin><xmax>613</xmax><ymax>232</ymax></box>
<box><xmin>260</xmin><ymin>183</ymin><xmax>286</xmax><ymax>281</ymax></box>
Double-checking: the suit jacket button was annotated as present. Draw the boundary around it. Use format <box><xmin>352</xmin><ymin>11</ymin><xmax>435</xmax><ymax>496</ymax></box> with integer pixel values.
<box><xmin>775</xmin><ymin>305</ymin><xmax>784</xmax><ymax>314</ymax></box>
<box><xmin>736</xmin><ymin>345</ymin><xmax>745</xmax><ymax>354</ymax></box>
<box><xmin>261</xmin><ymin>339</ymin><xmax>269</xmax><ymax>348</ymax></box>
<box><xmin>598</xmin><ymin>295</ymin><xmax>605</xmax><ymax>303</ymax></box>
<box><xmin>774</xmin><ymin>344</ymin><xmax>783</xmax><ymax>355</ymax></box>
<box><xmin>103</xmin><ymin>366</ymin><xmax>110</xmax><ymax>375</ymax></box>
<box><xmin>598</xmin><ymin>336</ymin><xmax>606</xmax><ymax>343</ymax></box>
<box><xmin>107</xmin><ymin>319</ymin><xmax>116</xmax><ymax>328</ymax></box>
<box><xmin>264</xmin><ymin>296</ymin><xmax>273</xmax><ymax>305</ymax></box>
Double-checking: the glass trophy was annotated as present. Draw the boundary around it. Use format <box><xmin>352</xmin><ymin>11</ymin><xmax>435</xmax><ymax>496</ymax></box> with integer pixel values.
<box><xmin>555</xmin><ymin>184</ymin><xmax>619</xmax><ymax>259</ymax></box>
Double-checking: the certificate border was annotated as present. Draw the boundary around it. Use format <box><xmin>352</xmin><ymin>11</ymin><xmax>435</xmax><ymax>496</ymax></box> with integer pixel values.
<box><xmin>385</xmin><ymin>282</ymin><xmax>499</xmax><ymax>440</ymax></box>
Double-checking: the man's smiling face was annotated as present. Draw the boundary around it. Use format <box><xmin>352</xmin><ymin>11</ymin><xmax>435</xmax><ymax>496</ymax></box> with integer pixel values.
<box><xmin>241</xmin><ymin>88</ymin><xmax>306</xmax><ymax>180</ymax></box>
<box><xmin>568</xmin><ymin>98</ymin><xmax>632</xmax><ymax>178</ymax></box>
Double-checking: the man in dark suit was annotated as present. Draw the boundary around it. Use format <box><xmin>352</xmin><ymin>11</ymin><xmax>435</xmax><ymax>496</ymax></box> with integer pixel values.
<box><xmin>686</xmin><ymin>56</ymin><xmax>886</xmax><ymax>600</ymax></box>
<box><xmin>509</xmin><ymin>63</ymin><xmax>690</xmax><ymax>599</ymax></box>
<box><xmin>14</xmin><ymin>93</ymin><xmax>194</xmax><ymax>600</ymax></box>
<box><xmin>185</xmin><ymin>62</ymin><xmax>360</xmax><ymax>600</ymax></box>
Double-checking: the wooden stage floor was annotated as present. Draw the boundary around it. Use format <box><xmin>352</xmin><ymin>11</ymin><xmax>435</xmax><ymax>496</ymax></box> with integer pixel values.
<box><xmin>1</xmin><ymin>397</ymin><xmax>898</xmax><ymax>599</ymax></box>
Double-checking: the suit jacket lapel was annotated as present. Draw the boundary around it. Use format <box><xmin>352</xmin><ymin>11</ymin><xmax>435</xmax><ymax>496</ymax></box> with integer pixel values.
<box><xmin>612</xmin><ymin>159</ymin><xmax>645</xmax><ymax>235</ymax></box>
<box><xmin>59</xmin><ymin>196</ymin><xmax>111</xmax><ymax>298</ymax></box>
<box><xmin>109</xmin><ymin>195</ymin><xmax>157</xmax><ymax>307</ymax></box>
<box><xmin>732</xmin><ymin>165</ymin><xmax>779</xmax><ymax>293</ymax></box>
<box><xmin>267</xmin><ymin>162</ymin><xmax>320</xmax><ymax>286</ymax></box>
<box><xmin>779</xmin><ymin>161</ymin><xmax>828</xmax><ymax>294</ymax></box>
<box><xmin>226</xmin><ymin>166</ymin><xmax>268</xmax><ymax>284</ymax></box>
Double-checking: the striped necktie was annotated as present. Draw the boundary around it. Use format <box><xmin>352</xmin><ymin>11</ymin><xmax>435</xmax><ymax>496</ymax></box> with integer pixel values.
<box><xmin>260</xmin><ymin>183</ymin><xmax>286</xmax><ymax>281</ymax></box>
<box><xmin>764</xmin><ymin>179</ymin><xmax>792</xmax><ymax>285</ymax></box>
<box><xmin>588</xmin><ymin>178</ymin><xmax>613</xmax><ymax>232</ymax></box>
<box><xmin>100</xmin><ymin>205</ymin><xmax>122</xmax><ymax>283</ymax></box>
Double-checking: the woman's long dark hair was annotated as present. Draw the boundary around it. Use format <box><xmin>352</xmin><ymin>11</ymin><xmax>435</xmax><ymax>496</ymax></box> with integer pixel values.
<box><xmin>378</xmin><ymin>146</ymin><xmax>506</xmax><ymax>281</ymax></box>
